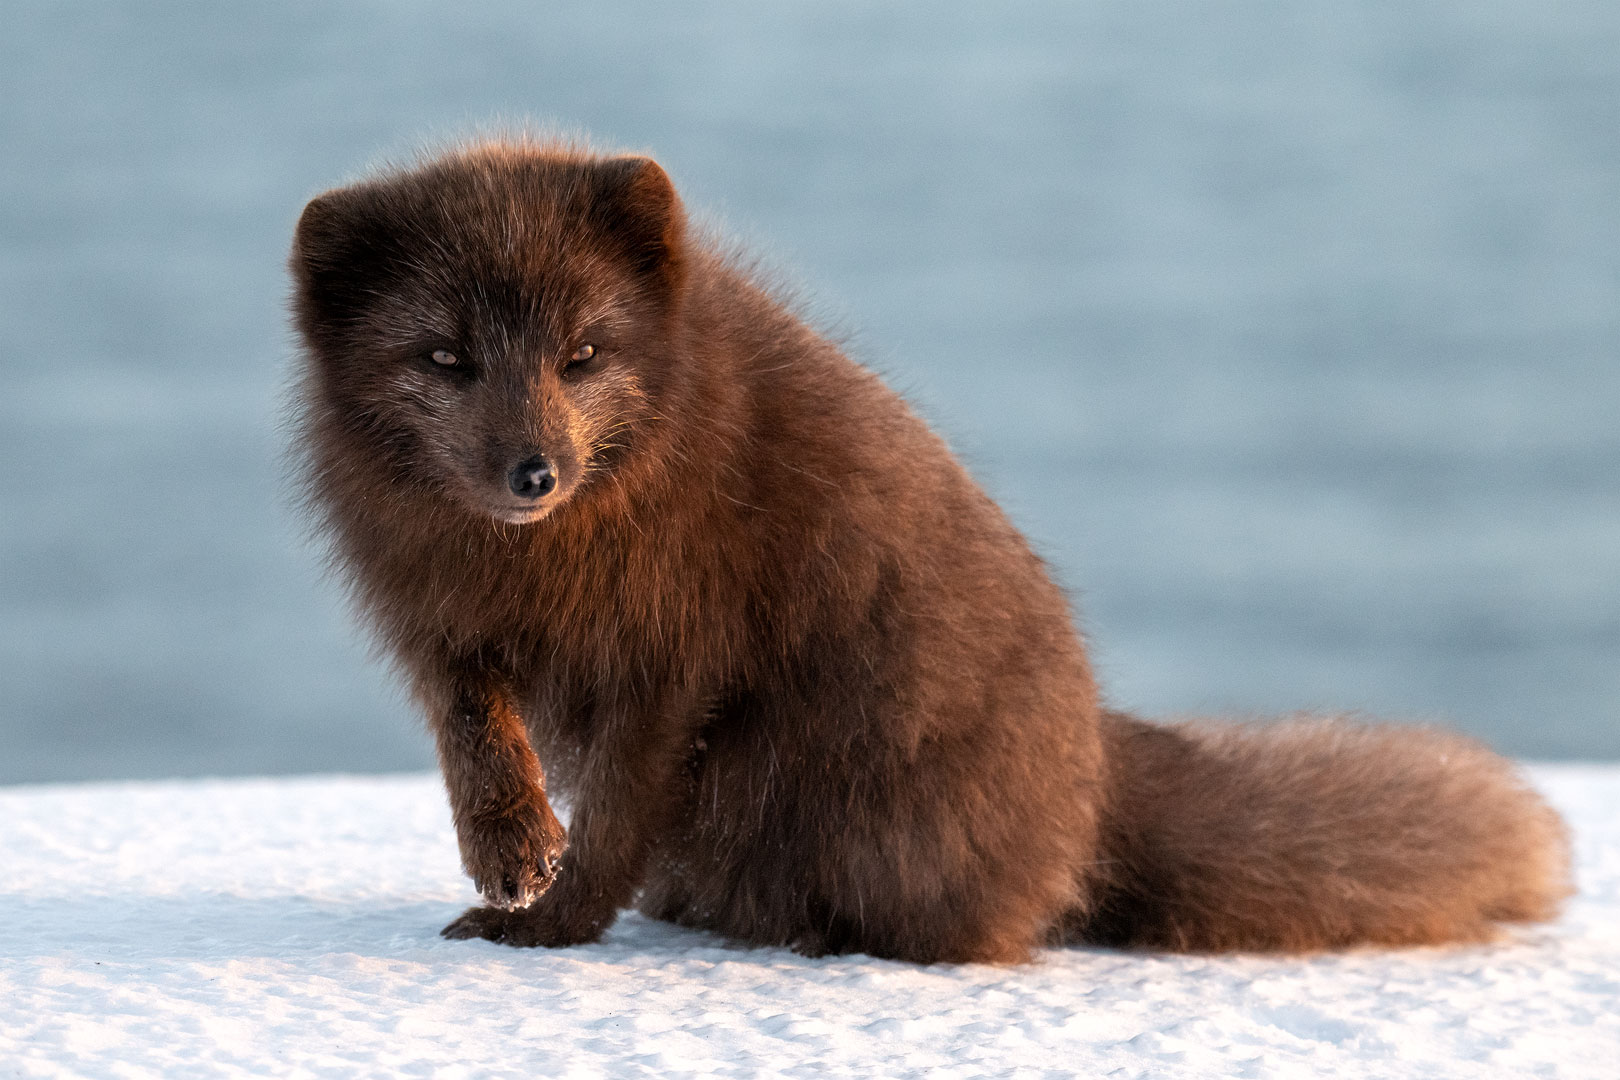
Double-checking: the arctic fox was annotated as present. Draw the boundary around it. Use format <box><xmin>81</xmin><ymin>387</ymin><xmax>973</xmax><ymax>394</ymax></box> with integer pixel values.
<box><xmin>289</xmin><ymin>139</ymin><xmax>1570</xmax><ymax>962</ymax></box>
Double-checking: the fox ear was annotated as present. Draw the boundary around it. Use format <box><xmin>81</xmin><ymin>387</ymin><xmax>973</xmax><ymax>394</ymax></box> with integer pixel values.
<box><xmin>589</xmin><ymin>156</ymin><xmax>686</xmax><ymax>290</ymax></box>
<box><xmin>291</xmin><ymin>187</ymin><xmax>397</xmax><ymax>330</ymax></box>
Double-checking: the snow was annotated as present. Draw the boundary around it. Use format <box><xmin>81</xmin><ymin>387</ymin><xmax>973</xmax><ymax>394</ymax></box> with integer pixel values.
<box><xmin>2</xmin><ymin>766</ymin><xmax>1615</xmax><ymax>1078</ymax></box>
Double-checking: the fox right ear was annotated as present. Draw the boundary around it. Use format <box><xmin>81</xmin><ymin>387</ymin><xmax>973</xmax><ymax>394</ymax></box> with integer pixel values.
<box><xmin>291</xmin><ymin>187</ymin><xmax>397</xmax><ymax>328</ymax></box>
<box><xmin>294</xmin><ymin>190</ymin><xmax>358</xmax><ymax>271</ymax></box>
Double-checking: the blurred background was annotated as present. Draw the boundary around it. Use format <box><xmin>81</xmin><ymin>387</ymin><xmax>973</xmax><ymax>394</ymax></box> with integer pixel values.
<box><xmin>1</xmin><ymin>0</ymin><xmax>1615</xmax><ymax>783</ymax></box>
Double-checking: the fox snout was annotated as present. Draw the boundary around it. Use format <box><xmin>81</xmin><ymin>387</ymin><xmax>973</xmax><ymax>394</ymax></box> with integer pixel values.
<box><xmin>508</xmin><ymin>455</ymin><xmax>557</xmax><ymax>500</ymax></box>
<box><xmin>477</xmin><ymin>441</ymin><xmax>579</xmax><ymax>524</ymax></box>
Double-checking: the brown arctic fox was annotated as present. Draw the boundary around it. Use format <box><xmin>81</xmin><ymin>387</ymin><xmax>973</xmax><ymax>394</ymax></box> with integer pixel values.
<box><xmin>289</xmin><ymin>138</ymin><xmax>1571</xmax><ymax>963</ymax></box>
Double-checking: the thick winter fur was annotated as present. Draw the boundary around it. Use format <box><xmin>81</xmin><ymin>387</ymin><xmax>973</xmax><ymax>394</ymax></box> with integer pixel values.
<box><xmin>289</xmin><ymin>138</ymin><xmax>1571</xmax><ymax>964</ymax></box>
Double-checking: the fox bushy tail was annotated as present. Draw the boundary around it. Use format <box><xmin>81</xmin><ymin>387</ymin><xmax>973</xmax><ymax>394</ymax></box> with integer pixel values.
<box><xmin>1077</xmin><ymin>711</ymin><xmax>1572</xmax><ymax>951</ymax></box>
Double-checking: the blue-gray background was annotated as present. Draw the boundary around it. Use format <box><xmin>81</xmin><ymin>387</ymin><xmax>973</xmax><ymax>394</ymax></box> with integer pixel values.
<box><xmin>2</xmin><ymin>1</ymin><xmax>1615</xmax><ymax>782</ymax></box>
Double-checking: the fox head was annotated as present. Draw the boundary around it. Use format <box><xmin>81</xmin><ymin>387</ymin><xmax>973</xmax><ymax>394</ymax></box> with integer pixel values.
<box><xmin>291</xmin><ymin>144</ymin><xmax>687</xmax><ymax>525</ymax></box>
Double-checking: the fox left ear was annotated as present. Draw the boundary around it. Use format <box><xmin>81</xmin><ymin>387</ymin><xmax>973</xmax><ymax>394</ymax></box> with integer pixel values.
<box><xmin>589</xmin><ymin>156</ymin><xmax>686</xmax><ymax>292</ymax></box>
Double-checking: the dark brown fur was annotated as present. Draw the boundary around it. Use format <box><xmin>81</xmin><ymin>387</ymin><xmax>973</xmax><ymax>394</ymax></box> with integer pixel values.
<box><xmin>289</xmin><ymin>138</ymin><xmax>1571</xmax><ymax>963</ymax></box>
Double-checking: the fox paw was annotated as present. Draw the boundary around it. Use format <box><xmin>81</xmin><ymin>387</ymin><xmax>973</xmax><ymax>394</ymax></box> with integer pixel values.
<box><xmin>440</xmin><ymin>894</ymin><xmax>613</xmax><ymax>948</ymax></box>
<box><xmin>457</xmin><ymin>793</ymin><xmax>568</xmax><ymax>911</ymax></box>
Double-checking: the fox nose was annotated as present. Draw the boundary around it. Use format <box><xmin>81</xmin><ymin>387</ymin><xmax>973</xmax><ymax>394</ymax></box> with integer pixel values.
<box><xmin>507</xmin><ymin>455</ymin><xmax>557</xmax><ymax>499</ymax></box>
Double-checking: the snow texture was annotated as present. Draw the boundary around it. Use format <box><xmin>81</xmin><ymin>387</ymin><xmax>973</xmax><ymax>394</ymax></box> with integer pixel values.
<box><xmin>2</xmin><ymin>766</ymin><xmax>1615</xmax><ymax>1078</ymax></box>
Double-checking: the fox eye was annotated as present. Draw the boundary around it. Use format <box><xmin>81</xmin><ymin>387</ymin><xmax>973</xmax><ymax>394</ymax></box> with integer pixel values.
<box><xmin>570</xmin><ymin>344</ymin><xmax>596</xmax><ymax>364</ymax></box>
<box><xmin>430</xmin><ymin>349</ymin><xmax>460</xmax><ymax>367</ymax></box>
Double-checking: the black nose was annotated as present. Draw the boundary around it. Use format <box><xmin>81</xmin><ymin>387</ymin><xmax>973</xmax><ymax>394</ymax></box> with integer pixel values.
<box><xmin>507</xmin><ymin>455</ymin><xmax>557</xmax><ymax>499</ymax></box>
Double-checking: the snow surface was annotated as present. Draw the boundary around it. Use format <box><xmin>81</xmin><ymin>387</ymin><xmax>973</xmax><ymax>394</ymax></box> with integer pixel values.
<box><xmin>2</xmin><ymin>766</ymin><xmax>1615</xmax><ymax>1078</ymax></box>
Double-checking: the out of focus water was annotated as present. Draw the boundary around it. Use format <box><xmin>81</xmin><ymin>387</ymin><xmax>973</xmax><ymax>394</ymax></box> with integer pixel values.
<box><xmin>1</xmin><ymin>1</ymin><xmax>1615</xmax><ymax>781</ymax></box>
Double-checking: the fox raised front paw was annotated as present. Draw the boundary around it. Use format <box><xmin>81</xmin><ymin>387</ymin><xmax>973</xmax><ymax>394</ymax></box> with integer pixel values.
<box><xmin>440</xmin><ymin>886</ymin><xmax>614</xmax><ymax>948</ymax></box>
<box><xmin>456</xmin><ymin>791</ymin><xmax>569</xmax><ymax>911</ymax></box>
